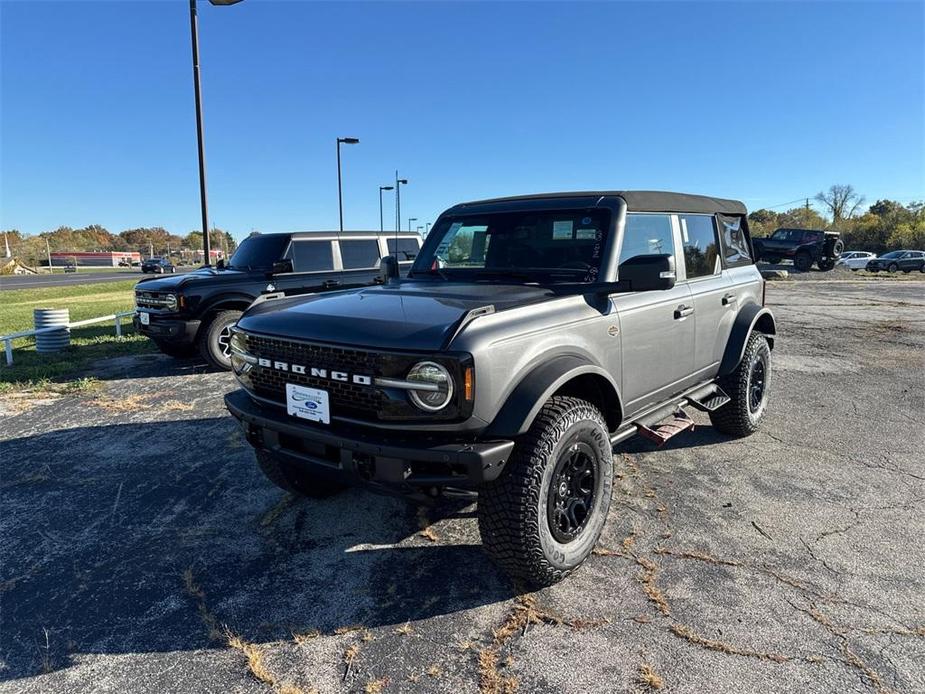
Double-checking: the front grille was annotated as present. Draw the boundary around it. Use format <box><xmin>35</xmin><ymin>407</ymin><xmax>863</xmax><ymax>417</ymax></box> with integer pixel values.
<box><xmin>135</xmin><ymin>291</ymin><xmax>173</xmax><ymax>309</ymax></box>
<box><xmin>243</xmin><ymin>334</ymin><xmax>384</xmax><ymax>418</ymax></box>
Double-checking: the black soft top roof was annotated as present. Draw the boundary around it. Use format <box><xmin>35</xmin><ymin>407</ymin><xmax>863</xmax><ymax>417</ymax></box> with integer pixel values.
<box><xmin>455</xmin><ymin>191</ymin><xmax>747</xmax><ymax>216</ymax></box>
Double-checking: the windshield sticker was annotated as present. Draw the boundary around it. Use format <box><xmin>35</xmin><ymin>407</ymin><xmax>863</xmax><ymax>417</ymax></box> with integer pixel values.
<box><xmin>576</xmin><ymin>228</ymin><xmax>597</xmax><ymax>240</ymax></box>
<box><xmin>553</xmin><ymin>220</ymin><xmax>573</xmax><ymax>240</ymax></box>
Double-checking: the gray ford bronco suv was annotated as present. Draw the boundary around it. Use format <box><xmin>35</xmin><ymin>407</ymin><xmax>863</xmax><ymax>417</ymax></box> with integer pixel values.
<box><xmin>225</xmin><ymin>191</ymin><xmax>776</xmax><ymax>586</ymax></box>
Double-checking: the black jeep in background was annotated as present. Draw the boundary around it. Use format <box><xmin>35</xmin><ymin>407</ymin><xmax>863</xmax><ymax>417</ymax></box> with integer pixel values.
<box><xmin>753</xmin><ymin>227</ymin><xmax>844</xmax><ymax>271</ymax></box>
<box><xmin>133</xmin><ymin>231</ymin><xmax>421</xmax><ymax>369</ymax></box>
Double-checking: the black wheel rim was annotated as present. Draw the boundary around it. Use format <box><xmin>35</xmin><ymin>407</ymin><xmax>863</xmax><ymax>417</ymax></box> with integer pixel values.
<box><xmin>547</xmin><ymin>441</ymin><xmax>598</xmax><ymax>544</ymax></box>
<box><xmin>217</xmin><ymin>325</ymin><xmax>233</xmax><ymax>358</ymax></box>
<box><xmin>748</xmin><ymin>356</ymin><xmax>767</xmax><ymax>413</ymax></box>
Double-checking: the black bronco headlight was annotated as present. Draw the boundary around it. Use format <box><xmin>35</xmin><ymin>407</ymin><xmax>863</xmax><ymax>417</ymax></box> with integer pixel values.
<box><xmin>405</xmin><ymin>361</ymin><xmax>454</xmax><ymax>412</ymax></box>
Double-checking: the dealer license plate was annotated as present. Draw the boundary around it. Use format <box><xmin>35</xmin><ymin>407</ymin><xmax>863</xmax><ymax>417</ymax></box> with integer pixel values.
<box><xmin>286</xmin><ymin>384</ymin><xmax>330</xmax><ymax>424</ymax></box>
<box><xmin>138</xmin><ymin>311</ymin><xmax>150</xmax><ymax>325</ymax></box>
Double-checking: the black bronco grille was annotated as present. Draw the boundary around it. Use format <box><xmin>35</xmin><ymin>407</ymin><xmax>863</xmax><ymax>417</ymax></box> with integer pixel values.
<box><xmin>243</xmin><ymin>334</ymin><xmax>383</xmax><ymax>418</ymax></box>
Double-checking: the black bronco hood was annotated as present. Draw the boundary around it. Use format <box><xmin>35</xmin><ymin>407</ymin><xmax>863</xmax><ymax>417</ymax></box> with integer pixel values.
<box><xmin>237</xmin><ymin>281</ymin><xmax>555</xmax><ymax>351</ymax></box>
<box><xmin>135</xmin><ymin>267</ymin><xmax>256</xmax><ymax>292</ymax></box>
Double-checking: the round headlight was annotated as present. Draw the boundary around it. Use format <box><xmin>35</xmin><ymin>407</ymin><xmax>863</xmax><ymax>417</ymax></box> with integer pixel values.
<box><xmin>407</xmin><ymin>361</ymin><xmax>454</xmax><ymax>412</ymax></box>
<box><xmin>165</xmin><ymin>293</ymin><xmax>178</xmax><ymax>311</ymax></box>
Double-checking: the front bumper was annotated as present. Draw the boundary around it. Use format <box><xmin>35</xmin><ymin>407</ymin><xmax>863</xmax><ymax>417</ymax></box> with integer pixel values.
<box><xmin>134</xmin><ymin>313</ymin><xmax>201</xmax><ymax>344</ymax></box>
<box><xmin>224</xmin><ymin>389</ymin><xmax>514</xmax><ymax>489</ymax></box>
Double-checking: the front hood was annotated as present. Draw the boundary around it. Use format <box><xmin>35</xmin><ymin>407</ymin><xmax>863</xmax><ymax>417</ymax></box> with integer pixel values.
<box><xmin>237</xmin><ymin>281</ymin><xmax>555</xmax><ymax>351</ymax></box>
<box><xmin>135</xmin><ymin>267</ymin><xmax>254</xmax><ymax>293</ymax></box>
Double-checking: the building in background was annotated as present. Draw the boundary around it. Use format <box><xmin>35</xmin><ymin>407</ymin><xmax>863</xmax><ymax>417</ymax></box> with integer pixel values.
<box><xmin>49</xmin><ymin>251</ymin><xmax>141</xmax><ymax>267</ymax></box>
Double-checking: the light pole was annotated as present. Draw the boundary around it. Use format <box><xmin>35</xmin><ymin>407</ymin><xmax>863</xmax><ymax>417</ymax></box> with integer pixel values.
<box><xmin>408</xmin><ymin>217</ymin><xmax>417</xmax><ymax>232</ymax></box>
<box><xmin>394</xmin><ymin>171</ymin><xmax>408</xmax><ymax>232</ymax></box>
<box><xmin>425</xmin><ymin>222</ymin><xmax>431</xmax><ymax>236</ymax></box>
<box><xmin>416</xmin><ymin>226</ymin><xmax>423</xmax><ymax>235</ymax></box>
<box><xmin>336</xmin><ymin>137</ymin><xmax>360</xmax><ymax>232</ymax></box>
<box><xmin>189</xmin><ymin>0</ymin><xmax>243</xmax><ymax>268</ymax></box>
<box><xmin>378</xmin><ymin>185</ymin><xmax>394</xmax><ymax>232</ymax></box>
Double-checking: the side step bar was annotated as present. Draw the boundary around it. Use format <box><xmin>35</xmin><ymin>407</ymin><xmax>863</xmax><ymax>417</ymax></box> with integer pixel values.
<box><xmin>609</xmin><ymin>383</ymin><xmax>730</xmax><ymax>447</ymax></box>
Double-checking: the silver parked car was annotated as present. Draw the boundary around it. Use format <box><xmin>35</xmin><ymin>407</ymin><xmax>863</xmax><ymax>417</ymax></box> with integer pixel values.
<box><xmin>224</xmin><ymin>191</ymin><xmax>776</xmax><ymax>585</ymax></box>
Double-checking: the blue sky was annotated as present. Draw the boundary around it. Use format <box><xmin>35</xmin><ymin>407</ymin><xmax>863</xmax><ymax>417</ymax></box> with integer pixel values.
<box><xmin>2</xmin><ymin>0</ymin><xmax>923</xmax><ymax>240</ymax></box>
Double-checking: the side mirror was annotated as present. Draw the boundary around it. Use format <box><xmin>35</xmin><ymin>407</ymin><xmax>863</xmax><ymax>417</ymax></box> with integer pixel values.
<box><xmin>618</xmin><ymin>254</ymin><xmax>676</xmax><ymax>291</ymax></box>
<box><xmin>379</xmin><ymin>255</ymin><xmax>401</xmax><ymax>284</ymax></box>
<box><xmin>269</xmin><ymin>259</ymin><xmax>293</xmax><ymax>276</ymax></box>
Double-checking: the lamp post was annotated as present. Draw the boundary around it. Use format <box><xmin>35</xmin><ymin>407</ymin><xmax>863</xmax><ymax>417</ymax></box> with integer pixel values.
<box><xmin>378</xmin><ymin>185</ymin><xmax>394</xmax><ymax>232</ymax></box>
<box><xmin>189</xmin><ymin>0</ymin><xmax>243</xmax><ymax>268</ymax></box>
<box><xmin>394</xmin><ymin>171</ymin><xmax>408</xmax><ymax>232</ymax></box>
<box><xmin>336</xmin><ymin>137</ymin><xmax>360</xmax><ymax>232</ymax></box>
<box><xmin>425</xmin><ymin>222</ymin><xmax>431</xmax><ymax>236</ymax></box>
<box><xmin>408</xmin><ymin>217</ymin><xmax>417</xmax><ymax>232</ymax></box>
<box><xmin>416</xmin><ymin>226</ymin><xmax>423</xmax><ymax>235</ymax></box>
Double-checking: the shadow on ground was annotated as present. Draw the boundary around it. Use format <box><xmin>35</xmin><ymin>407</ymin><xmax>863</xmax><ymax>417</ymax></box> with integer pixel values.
<box><xmin>0</xmin><ymin>417</ymin><xmax>514</xmax><ymax>679</ymax></box>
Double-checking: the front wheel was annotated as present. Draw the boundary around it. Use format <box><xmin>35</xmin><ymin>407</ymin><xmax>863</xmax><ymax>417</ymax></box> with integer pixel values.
<box><xmin>198</xmin><ymin>309</ymin><xmax>242</xmax><ymax>370</ymax></box>
<box><xmin>710</xmin><ymin>332</ymin><xmax>771</xmax><ymax>437</ymax></box>
<box><xmin>478</xmin><ymin>396</ymin><xmax>613</xmax><ymax>587</ymax></box>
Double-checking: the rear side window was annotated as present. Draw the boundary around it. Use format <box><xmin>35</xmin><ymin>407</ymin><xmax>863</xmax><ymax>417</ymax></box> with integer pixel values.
<box><xmin>289</xmin><ymin>240</ymin><xmax>334</xmax><ymax>272</ymax></box>
<box><xmin>717</xmin><ymin>214</ymin><xmax>752</xmax><ymax>267</ymax></box>
<box><xmin>339</xmin><ymin>239</ymin><xmax>380</xmax><ymax>269</ymax></box>
<box><xmin>620</xmin><ymin>214</ymin><xmax>675</xmax><ymax>266</ymax></box>
<box><xmin>679</xmin><ymin>214</ymin><xmax>720</xmax><ymax>278</ymax></box>
<box><xmin>387</xmin><ymin>237</ymin><xmax>420</xmax><ymax>262</ymax></box>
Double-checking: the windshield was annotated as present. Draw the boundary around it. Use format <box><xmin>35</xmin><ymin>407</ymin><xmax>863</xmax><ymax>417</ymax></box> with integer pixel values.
<box><xmin>411</xmin><ymin>209</ymin><xmax>611</xmax><ymax>283</ymax></box>
<box><xmin>880</xmin><ymin>251</ymin><xmax>904</xmax><ymax>258</ymax></box>
<box><xmin>227</xmin><ymin>234</ymin><xmax>290</xmax><ymax>270</ymax></box>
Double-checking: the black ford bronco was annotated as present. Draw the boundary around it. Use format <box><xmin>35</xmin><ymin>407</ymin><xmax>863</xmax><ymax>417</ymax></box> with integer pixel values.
<box><xmin>133</xmin><ymin>231</ymin><xmax>421</xmax><ymax>369</ymax></box>
<box><xmin>752</xmin><ymin>227</ymin><xmax>844</xmax><ymax>271</ymax></box>
<box><xmin>225</xmin><ymin>191</ymin><xmax>776</xmax><ymax>585</ymax></box>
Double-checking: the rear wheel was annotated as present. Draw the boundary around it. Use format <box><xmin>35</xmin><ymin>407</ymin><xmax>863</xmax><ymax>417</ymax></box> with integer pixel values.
<box><xmin>710</xmin><ymin>332</ymin><xmax>771</xmax><ymax>437</ymax></box>
<box><xmin>794</xmin><ymin>252</ymin><xmax>813</xmax><ymax>272</ymax></box>
<box><xmin>255</xmin><ymin>449</ymin><xmax>345</xmax><ymax>498</ymax></box>
<box><xmin>817</xmin><ymin>258</ymin><xmax>836</xmax><ymax>271</ymax></box>
<box><xmin>198</xmin><ymin>309</ymin><xmax>242</xmax><ymax>370</ymax></box>
<box><xmin>478</xmin><ymin>396</ymin><xmax>613</xmax><ymax>587</ymax></box>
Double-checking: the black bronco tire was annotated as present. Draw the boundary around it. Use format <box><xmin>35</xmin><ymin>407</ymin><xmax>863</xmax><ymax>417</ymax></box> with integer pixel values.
<box><xmin>198</xmin><ymin>309</ymin><xmax>242</xmax><ymax>370</ymax></box>
<box><xmin>817</xmin><ymin>258</ymin><xmax>836</xmax><ymax>271</ymax></box>
<box><xmin>764</xmin><ymin>256</ymin><xmax>782</xmax><ymax>265</ymax></box>
<box><xmin>153</xmin><ymin>339</ymin><xmax>197</xmax><ymax>358</ymax></box>
<box><xmin>477</xmin><ymin>396</ymin><xmax>613</xmax><ymax>587</ymax></box>
<box><xmin>710</xmin><ymin>332</ymin><xmax>771</xmax><ymax>437</ymax></box>
<box><xmin>255</xmin><ymin>449</ymin><xmax>346</xmax><ymax>498</ymax></box>
<box><xmin>887</xmin><ymin>262</ymin><xmax>899</xmax><ymax>273</ymax></box>
<box><xmin>794</xmin><ymin>252</ymin><xmax>813</xmax><ymax>272</ymax></box>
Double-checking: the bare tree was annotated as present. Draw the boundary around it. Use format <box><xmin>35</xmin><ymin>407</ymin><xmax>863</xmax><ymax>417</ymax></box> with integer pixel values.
<box><xmin>815</xmin><ymin>185</ymin><xmax>865</xmax><ymax>226</ymax></box>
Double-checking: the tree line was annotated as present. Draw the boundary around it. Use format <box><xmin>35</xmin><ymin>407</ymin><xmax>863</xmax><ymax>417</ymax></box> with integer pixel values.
<box><xmin>749</xmin><ymin>185</ymin><xmax>924</xmax><ymax>253</ymax></box>
<box><xmin>1</xmin><ymin>226</ymin><xmax>237</xmax><ymax>267</ymax></box>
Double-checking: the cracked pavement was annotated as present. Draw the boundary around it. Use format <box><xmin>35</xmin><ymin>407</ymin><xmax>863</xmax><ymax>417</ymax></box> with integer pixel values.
<box><xmin>1</xmin><ymin>279</ymin><xmax>923</xmax><ymax>694</ymax></box>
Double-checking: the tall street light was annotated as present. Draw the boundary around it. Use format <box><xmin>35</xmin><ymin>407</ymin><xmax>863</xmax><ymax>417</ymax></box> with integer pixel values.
<box><xmin>378</xmin><ymin>185</ymin><xmax>394</xmax><ymax>232</ymax></box>
<box><xmin>408</xmin><ymin>217</ymin><xmax>418</xmax><ymax>232</ymax></box>
<box><xmin>336</xmin><ymin>137</ymin><xmax>360</xmax><ymax>232</ymax></box>
<box><xmin>394</xmin><ymin>172</ymin><xmax>408</xmax><ymax>232</ymax></box>
<box><xmin>425</xmin><ymin>222</ymin><xmax>431</xmax><ymax>236</ymax></box>
<box><xmin>189</xmin><ymin>0</ymin><xmax>244</xmax><ymax>268</ymax></box>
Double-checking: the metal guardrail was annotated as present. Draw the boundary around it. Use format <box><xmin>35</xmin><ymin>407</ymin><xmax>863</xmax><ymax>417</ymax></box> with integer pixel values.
<box><xmin>1</xmin><ymin>311</ymin><xmax>136</xmax><ymax>366</ymax></box>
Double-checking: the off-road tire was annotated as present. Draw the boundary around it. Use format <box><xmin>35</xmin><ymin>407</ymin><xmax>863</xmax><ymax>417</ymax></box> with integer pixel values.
<box><xmin>153</xmin><ymin>339</ymin><xmax>197</xmax><ymax>359</ymax></box>
<box><xmin>764</xmin><ymin>256</ymin><xmax>782</xmax><ymax>265</ymax></box>
<box><xmin>817</xmin><ymin>258</ymin><xmax>836</xmax><ymax>271</ymax></box>
<box><xmin>255</xmin><ymin>449</ymin><xmax>346</xmax><ymax>498</ymax></box>
<box><xmin>887</xmin><ymin>263</ymin><xmax>899</xmax><ymax>273</ymax></box>
<box><xmin>477</xmin><ymin>396</ymin><xmax>613</xmax><ymax>587</ymax></box>
<box><xmin>710</xmin><ymin>332</ymin><xmax>771</xmax><ymax>437</ymax></box>
<box><xmin>794</xmin><ymin>252</ymin><xmax>813</xmax><ymax>272</ymax></box>
<box><xmin>198</xmin><ymin>309</ymin><xmax>242</xmax><ymax>370</ymax></box>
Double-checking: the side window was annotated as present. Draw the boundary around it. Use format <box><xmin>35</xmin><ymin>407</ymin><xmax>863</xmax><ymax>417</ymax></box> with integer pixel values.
<box><xmin>387</xmin><ymin>237</ymin><xmax>421</xmax><ymax>262</ymax></box>
<box><xmin>289</xmin><ymin>240</ymin><xmax>334</xmax><ymax>272</ymax></box>
<box><xmin>339</xmin><ymin>239</ymin><xmax>380</xmax><ymax>269</ymax></box>
<box><xmin>679</xmin><ymin>214</ymin><xmax>720</xmax><ymax>279</ymax></box>
<box><xmin>619</xmin><ymin>214</ymin><xmax>675</xmax><ymax>266</ymax></box>
<box><xmin>717</xmin><ymin>214</ymin><xmax>752</xmax><ymax>267</ymax></box>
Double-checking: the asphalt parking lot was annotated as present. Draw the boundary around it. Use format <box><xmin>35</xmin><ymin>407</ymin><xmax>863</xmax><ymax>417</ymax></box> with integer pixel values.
<box><xmin>2</xmin><ymin>278</ymin><xmax>923</xmax><ymax>694</ymax></box>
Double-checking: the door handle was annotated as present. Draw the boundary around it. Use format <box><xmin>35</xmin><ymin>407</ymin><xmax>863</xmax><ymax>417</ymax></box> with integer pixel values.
<box><xmin>722</xmin><ymin>293</ymin><xmax>738</xmax><ymax>306</ymax></box>
<box><xmin>674</xmin><ymin>304</ymin><xmax>694</xmax><ymax>319</ymax></box>
<box><xmin>322</xmin><ymin>280</ymin><xmax>340</xmax><ymax>289</ymax></box>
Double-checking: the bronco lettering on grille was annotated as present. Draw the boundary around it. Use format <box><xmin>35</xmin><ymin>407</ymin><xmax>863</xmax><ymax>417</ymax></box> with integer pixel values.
<box><xmin>256</xmin><ymin>357</ymin><xmax>373</xmax><ymax>386</ymax></box>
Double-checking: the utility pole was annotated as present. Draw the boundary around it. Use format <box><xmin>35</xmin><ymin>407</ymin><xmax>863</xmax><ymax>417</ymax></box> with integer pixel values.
<box><xmin>46</xmin><ymin>237</ymin><xmax>53</xmax><ymax>273</ymax></box>
<box><xmin>3</xmin><ymin>231</ymin><xmax>10</xmax><ymax>258</ymax></box>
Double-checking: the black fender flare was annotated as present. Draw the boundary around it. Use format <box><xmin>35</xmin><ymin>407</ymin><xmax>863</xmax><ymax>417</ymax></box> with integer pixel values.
<box><xmin>484</xmin><ymin>355</ymin><xmax>622</xmax><ymax>438</ymax></box>
<box><xmin>200</xmin><ymin>294</ymin><xmax>256</xmax><ymax>316</ymax></box>
<box><xmin>718</xmin><ymin>303</ymin><xmax>776</xmax><ymax>377</ymax></box>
